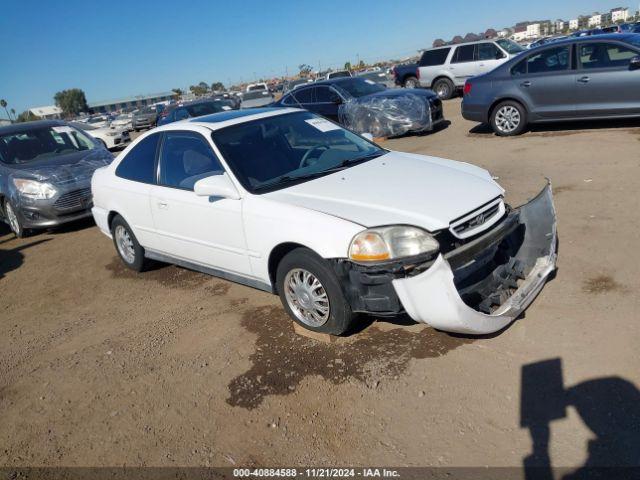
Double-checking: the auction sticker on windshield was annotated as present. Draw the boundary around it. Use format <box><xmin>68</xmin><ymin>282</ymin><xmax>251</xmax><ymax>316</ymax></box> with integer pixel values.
<box><xmin>305</xmin><ymin>118</ymin><xmax>341</xmax><ymax>132</ymax></box>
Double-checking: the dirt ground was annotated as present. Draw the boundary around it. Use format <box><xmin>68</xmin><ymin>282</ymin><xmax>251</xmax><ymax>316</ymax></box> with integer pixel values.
<box><xmin>1</xmin><ymin>99</ymin><xmax>639</xmax><ymax>471</ymax></box>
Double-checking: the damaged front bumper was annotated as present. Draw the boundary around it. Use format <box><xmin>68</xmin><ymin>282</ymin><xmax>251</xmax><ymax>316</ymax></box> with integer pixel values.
<box><xmin>393</xmin><ymin>183</ymin><xmax>557</xmax><ymax>334</ymax></box>
<box><xmin>332</xmin><ymin>183</ymin><xmax>557</xmax><ymax>335</ymax></box>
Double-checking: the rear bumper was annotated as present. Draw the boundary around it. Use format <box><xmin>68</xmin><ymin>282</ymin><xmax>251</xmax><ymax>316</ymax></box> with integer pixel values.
<box><xmin>393</xmin><ymin>183</ymin><xmax>557</xmax><ymax>334</ymax></box>
<box><xmin>461</xmin><ymin>101</ymin><xmax>487</xmax><ymax>123</ymax></box>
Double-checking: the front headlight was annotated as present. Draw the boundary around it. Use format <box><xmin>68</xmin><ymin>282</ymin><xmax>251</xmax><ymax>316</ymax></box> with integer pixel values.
<box><xmin>12</xmin><ymin>178</ymin><xmax>57</xmax><ymax>200</ymax></box>
<box><xmin>348</xmin><ymin>225</ymin><xmax>439</xmax><ymax>263</ymax></box>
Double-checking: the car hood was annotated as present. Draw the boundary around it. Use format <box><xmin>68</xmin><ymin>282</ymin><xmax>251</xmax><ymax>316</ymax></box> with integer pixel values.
<box><xmin>265</xmin><ymin>151</ymin><xmax>504</xmax><ymax>232</ymax></box>
<box><xmin>6</xmin><ymin>149</ymin><xmax>114</xmax><ymax>186</ymax></box>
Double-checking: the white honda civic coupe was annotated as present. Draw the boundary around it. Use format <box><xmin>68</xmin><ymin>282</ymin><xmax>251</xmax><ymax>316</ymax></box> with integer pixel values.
<box><xmin>91</xmin><ymin>107</ymin><xmax>557</xmax><ymax>335</ymax></box>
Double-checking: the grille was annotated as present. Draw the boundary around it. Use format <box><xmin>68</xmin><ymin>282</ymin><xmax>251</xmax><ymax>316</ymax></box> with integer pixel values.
<box><xmin>53</xmin><ymin>188</ymin><xmax>92</xmax><ymax>211</ymax></box>
<box><xmin>450</xmin><ymin>199</ymin><xmax>504</xmax><ymax>239</ymax></box>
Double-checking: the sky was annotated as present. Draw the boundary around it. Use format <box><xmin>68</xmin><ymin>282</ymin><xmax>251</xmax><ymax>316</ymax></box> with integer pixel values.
<box><xmin>0</xmin><ymin>0</ymin><xmax>630</xmax><ymax>114</ymax></box>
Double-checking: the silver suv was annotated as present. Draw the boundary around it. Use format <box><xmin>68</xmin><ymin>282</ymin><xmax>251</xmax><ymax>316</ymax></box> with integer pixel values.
<box><xmin>418</xmin><ymin>39</ymin><xmax>525</xmax><ymax>99</ymax></box>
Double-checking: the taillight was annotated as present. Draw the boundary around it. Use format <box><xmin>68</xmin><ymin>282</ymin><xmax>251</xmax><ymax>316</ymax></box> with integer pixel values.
<box><xmin>416</xmin><ymin>68</ymin><xmax>420</xmax><ymax>80</ymax></box>
<box><xmin>463</xmin><ymin>82</ymin><xmax>472</xmax><ymax>95</ymax></box>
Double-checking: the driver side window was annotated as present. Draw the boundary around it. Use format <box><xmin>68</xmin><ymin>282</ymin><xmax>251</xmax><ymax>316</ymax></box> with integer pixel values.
<box><xmin>159</xmin><ymin>132</ymin><xmax>224</xmax><ymax>191</ymax></box>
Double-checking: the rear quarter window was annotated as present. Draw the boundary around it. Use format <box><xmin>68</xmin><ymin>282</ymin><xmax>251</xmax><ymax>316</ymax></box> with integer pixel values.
<box><xmin>115</xmin><ymin>133</ymin><xmax>161</xmax><ymax>183</ymax></box>
<box><xmin>419</xmin><ymin>48</ymin><xmax>451</xmax><ymax>67</ymax></box>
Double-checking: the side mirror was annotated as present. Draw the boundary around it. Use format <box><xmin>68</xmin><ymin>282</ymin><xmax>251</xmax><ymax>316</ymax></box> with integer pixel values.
<box><xmin>630</xmin><ymin>55</ymin><xmax>640</xmax><ymax>70</ymax></box>
<box><xmin>194</xmin><ymin>173</ymin><xmax>240</xmax><ymax>200</ymax></box>
<box><xmin>361</xmin><ymin>132</ymin><xmax>374</xmax><ymax>141</ymax></box>
<box><xmin>496</xmin><ymin>51</ymin><xmax>506</xmax><ymax>59</ymax></box>
<box><xmin>332</xmin><ymin>96</ymin><xmax>343</xmax><ymax>105</ymax></box>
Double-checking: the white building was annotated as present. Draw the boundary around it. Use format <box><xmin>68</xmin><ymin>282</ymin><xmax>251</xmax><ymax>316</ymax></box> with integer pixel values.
<box><xmin>512</xmin><ymin>30</ymin><xmax>528</xmax><ymax>42</ymax></box>
<box><xmin>526</xmin><ymin>23</ymin><xmax>541</xmax><ymax>38</ymax></box>
<box><xmin>588</xmin><ymin>13</ymin><xmax>603</xmax><ymax>27</ymax></box>
<box><xmin>29</xmin><ymin>105</ymin><xmax>63</xmax><ymax>120</ymax></box>
<box><xmin>569</xmin><ymin>18</ymin><xmax>579</xmax><ymax>30</ymax></box>
<box><xmin>611</xmin><ymin>7</ymin><xmax>629</xmax><ymax>22</ymax></box>
<box><xmin>555</xmin><ymin>20</ymin><xmax>567</xmax><ymax>32</ymax></box>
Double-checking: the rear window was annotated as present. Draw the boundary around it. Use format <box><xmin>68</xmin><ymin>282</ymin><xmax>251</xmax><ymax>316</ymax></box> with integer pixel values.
<box><xmin>115</xmin><ymin>133</ymin><xmax>160</xmax><ymax>183</ymax></box>
<box><xmin>419</xmin><ymin>48</ymin><xmax>450</xmax><ymax>66</ymax></box>
<box><xmin>186</xmin><ymin>102</ymin><xmax>225</xmax><ymax>117</ymax></box>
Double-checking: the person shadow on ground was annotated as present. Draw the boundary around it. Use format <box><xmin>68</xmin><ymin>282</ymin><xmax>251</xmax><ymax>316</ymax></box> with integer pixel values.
<box><xmin>521</xmin><ymin>358</ymin><xmax>640</xmax><ymax>480</ymax></box>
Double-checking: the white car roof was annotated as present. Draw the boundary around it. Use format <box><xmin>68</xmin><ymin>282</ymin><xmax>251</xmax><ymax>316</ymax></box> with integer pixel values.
<box><xmin>154</xmin><ymin>107</ymin><xmax>302</xmax><ymax>132</ymax></box>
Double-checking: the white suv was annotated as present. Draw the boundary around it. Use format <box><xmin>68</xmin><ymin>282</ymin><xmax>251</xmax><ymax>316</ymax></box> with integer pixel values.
<box><xmin>418</xmin><ymin>39</ymin><xmax>525</xmax><ymax>99</ymax></box>
<box><xmin>91</xmin><ymin>108</ymin><xmax>557</xmax><ymax>336</ymax></box>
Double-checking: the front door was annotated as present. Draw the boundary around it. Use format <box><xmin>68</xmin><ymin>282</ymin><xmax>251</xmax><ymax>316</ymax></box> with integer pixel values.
<box><xmin>476</xmin><ymin>42</ymin><xmax>507</xmax><ymax>76</ymax></box>
<box><xmin>513</xmin><ymin>44</ymin><xmax>577</xmax><ymax>119</ymax></box>
<box><xmin>573</xmin><ymin>41</ymin><xmax>640</xmax><ymax>117</ymax></box>
<box><xmin>148</xmin><ymin>130</ymin><xmax>250</xmax><ymax>276</ymax></box>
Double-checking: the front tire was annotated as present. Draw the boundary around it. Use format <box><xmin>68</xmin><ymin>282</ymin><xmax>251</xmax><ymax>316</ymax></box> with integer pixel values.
<box><xmin>110</xmin><ymin>214</ymin><xmax>147</xmax><ymax>271</ymax></box>
<box><xmin>403</xmin><ymin>76</ymin><xmax>419</xmax><ymax>89</ymax></box>
<box><xmin>433</xmin><ymin>78</ymin><xmax>455</xmax><ymax>100</ymax></box>
<box><xmin>490</xmin><ymin>100</ymin><xmax>527</xmax><ymax>136</ymax></box>
<box><xmin>4</xmin><ymin>200</ymin><xmax>26</xmax><ymax>238</ymax></box>
<box><xmin>276</xmin><ymin>247</ymin><xmax>355</xmax><ymax>335</ymax></box>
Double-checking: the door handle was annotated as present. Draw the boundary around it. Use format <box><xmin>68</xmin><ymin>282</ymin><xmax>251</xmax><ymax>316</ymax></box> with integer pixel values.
<box><xmin>578</xmin><ymin>76</ymin><xmax>590</xmax><ymax>83</ymax></box>
<box><xmin>158</xmin><ymin>201</ymin><xmax>168</xmax><ymax>210</ymax></box>
<box><xmin>520</xmin><ymin>81</ymin><xmax>531</xmax><ymax>87</ymax></box>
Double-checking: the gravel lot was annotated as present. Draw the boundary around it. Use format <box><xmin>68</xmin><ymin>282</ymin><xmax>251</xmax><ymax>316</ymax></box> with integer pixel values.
<box><xmin>1</xmin><ymin>99</ymin><xmax>639</xmax><ymax>470</ymax></box>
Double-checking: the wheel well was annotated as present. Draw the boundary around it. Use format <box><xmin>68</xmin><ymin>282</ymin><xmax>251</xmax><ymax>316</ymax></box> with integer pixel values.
<box><xmin>268</xmin><ymin>242</ymin><xmax>307</xmax><ymax>293</ymax></box>
<box><xmin>489</xmin><ymin>98</ymin><xmax>527</xmax><ymax>120</ymax></box>
<box><xmin>432</xmin><ymin>75</ymin><xmax>453</xmax><ymax>88</ymax></box>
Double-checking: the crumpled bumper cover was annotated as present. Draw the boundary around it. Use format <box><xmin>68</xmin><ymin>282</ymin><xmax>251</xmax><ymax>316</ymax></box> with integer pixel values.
<box><xmin>392</xmin><ymin>183</ymin><xmax>557</xmax><ymax>334</ymax></box>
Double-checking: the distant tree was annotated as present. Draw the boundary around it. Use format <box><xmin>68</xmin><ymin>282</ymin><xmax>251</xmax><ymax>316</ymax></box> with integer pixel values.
<box><xmin>53</xmin><ymin>89</ymin><xmax>89</xmax><ymax>117</ymax></box>
<box><xmin>451</xmin><ymin>35</ymin><xmax>464</xmax><ymax>44</ymax></box>
<box><xmin>432</xmin><ymin>38</ymin><xmax>446</xmax><ymax>47</ymax></box>
<box><xmin>16</xmin><ymin>110</ymin><xmax>39</xmax><ymax>123</ymax></box>
<box><xmin>298</xmin><ymin>64</ymin><xmax>313</xmax><ymax>76</ymax></box>
<box><xmin>10</xmin><ymin>108</ymin><xmax>15</xmax><ymax>121</ymax></box>
<box><xmin>358</xmin><ymin>60</ymin><xmax>365</xmax><ymax>69</ymax></box>
<box><xmin>0</xmin><ymin>99</ymin><xmax>9</xmax><ymax>121</ymax></box>
<box><xmin>344</xmin><ymin>61</ymin><xmax>351</xmax><ymax>71</ymax></box>
<box><xmin>210</xmin><ymin>81</ymin><xmax>225</xmax><ymax>92</ymax></box>
<box><xmin>189</xmin><ymin>84</ymin><xmax>208</xmax><ymax>96</ymax></box>
<box><xmin>198</xmin><ymin>81</ymin><xmax>209</xmax><ymax>90</ymax></box>
<box><xmin>172</xmin><ymin>88</ymin><xmax>183</xmax><ymax>98</ymax></box>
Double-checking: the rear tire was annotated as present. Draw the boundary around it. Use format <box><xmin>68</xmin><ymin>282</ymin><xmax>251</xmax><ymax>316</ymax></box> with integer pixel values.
<box><xmin>403</xmin><ymin>76</ymin><xmax>419</xmax><ymax>89</ymax></box>
<box><xmin>110</xmin><ymin>214</ymin><xmax>148</xmax><ymax>272</ymax></box>
<box><xmin>4</xmin><ymin>200</ymin><xmax>26</xmax><ymax>238</ymax></box>
<box><xmin>276</xmin><ymin>247</ymin><xmax>355</xmax><ymax>335</ymax></box>
<box><xmin>433</xmin><ymin>78</ymin><xmax>455</xmax><ymax>100</ymax></box>
<box><xmin>490</xmin><ymin>100</ymin><xmax>527</xmax><ymax>136</ymax></box>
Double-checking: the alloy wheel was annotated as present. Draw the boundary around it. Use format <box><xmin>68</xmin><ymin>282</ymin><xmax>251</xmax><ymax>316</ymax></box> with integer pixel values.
<box><xmin>284</xmin><ymin>268</ymin><xmax>330</xmax><ymax>327</ymax></box>
<box><xmin>495</xmin><ymin>106</ymin><xmax>521</xmax><ymax>134</ymax></box>
<box><xmin>114</xmin><ymin>225</ymin><xmax>136</xmax><ymax>264</ymax></box>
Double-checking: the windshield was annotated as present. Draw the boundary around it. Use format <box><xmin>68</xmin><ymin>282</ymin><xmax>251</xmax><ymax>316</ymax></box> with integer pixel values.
<box><xmin>212</xmin><ymin>111</ymin><xmax>385</xmax><ymax>193</ymax></box>
<box><xmin>328</xmin><ymin>71</ymin><xmax>351</xmax><ymax>78</ymax></box>
<box><xmin>0</xmin><ymin>125</ymin><xmax>97</xmax><ymax>165</ymax></box>
<box><xmin>334</xmin><ymin>78</ymin><xmax>385</xmax><ymax>97</ymax></box>
<box><xmin>71</xmin><ymin>122</ymin><xmax>97</xmax><ymax>131</ymax></box>
<box><xmin>248</xmin><ymin>85</ymin><xmax>267</xmax><ymax>91</ymax></box>
<box><xmin>496</xmin><ymin>39</ymin><xmax>525</xmax><ymax>54</ymax></box>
